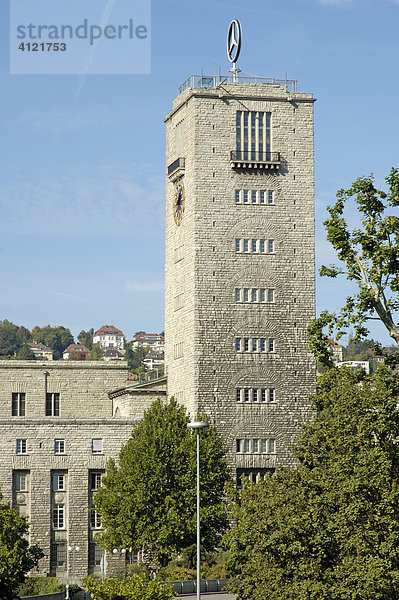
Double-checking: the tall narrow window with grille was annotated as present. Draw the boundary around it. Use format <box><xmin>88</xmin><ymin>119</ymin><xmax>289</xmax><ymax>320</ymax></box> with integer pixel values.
<box><xmin>236</xmin><ymin>111</ymin><xmax>271</xmax><ymax>161</ymax></box>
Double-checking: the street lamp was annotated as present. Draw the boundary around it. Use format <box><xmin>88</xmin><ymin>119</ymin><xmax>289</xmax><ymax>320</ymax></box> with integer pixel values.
<box><xmin>187</xmin><ymin>421</ymin><xmax>209</xmax><ymax>600</ymax></box>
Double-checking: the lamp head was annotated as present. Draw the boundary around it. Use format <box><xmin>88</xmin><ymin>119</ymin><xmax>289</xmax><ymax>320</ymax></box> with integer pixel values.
<box><xmin>187</xmin><ymin>421</ymin><xmax>209</xmax><ymax>429</ymax></box>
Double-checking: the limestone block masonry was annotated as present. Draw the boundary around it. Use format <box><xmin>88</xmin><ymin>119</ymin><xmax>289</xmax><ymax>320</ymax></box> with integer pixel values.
<box><xmin>0</xmin><ymin>360</ymin><xmax>166</xmax><ymax>582</ymax></box>
<box><xmin>165</xmin><ymin>81</ymin><xmax>316</xmax><ymax>479</ymax></box>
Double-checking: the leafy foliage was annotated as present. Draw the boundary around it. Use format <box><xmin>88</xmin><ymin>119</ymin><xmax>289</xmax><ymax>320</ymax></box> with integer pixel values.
<box><xmin>86</xmin><ymin>342</ymin><xmax>104</xmax><ymax>360</ymax></box>
<box><xmin>83</xmin><ymin>574</ymin><xmax>174</xmax><ymax>600</ymax></box>
<box><xmin>309</xmin><ymin>168</ymin><xmax>399</xmax><ymax>365</ymax></box>
<box><xmin>94</xmin><ymin>398</ymin><xmax>230</xmax><ymax>566</ymax></box>
<box><xmin>125</xmin><ymin>342</ymin><xmax>148</xmax><ymax>373</ymax></box>
<box><xmin>18</xmin><ymin>576</ymin><xmax>64</xmax><ymax>597</ymax></box>
<box><xmin>16</xmin><ymin>344</ymin><xmax>36</xmax><ymax>360</ymax></box>
<box><xmin>0</xmin><ymin>493</ymin><xmax>44</xmax><ymax>600</ymax></box>
<box><xmin>78</xmin><ymin>328</ymin><xmax>94</xmax><ymax>350</ymax></box>
<box><xmin>226</xmin><ymin>366</ymin><xmax>399</xmax><ymax>600</ymax></box>
<box><xmin>0</xmin><ymin>320</ymin><xmax>32</xmax><ymax>357</ymax></box>
<box><xmin>31</xmin><ymin>325</ymin><xmax>74</xmax><ymax>360</ymax></box>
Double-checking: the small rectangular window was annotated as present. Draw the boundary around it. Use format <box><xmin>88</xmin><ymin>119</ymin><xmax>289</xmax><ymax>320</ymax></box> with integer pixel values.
<box><xmin>236</xmin><ymin>388</ymin><xmax>241</xmax><ymax>402</ymax></box>
<box><xmin>243</xmin><ymin>288</ymin><xmax>249</xmax><ymax>302</ymax></box>
<box><xmin>46</xmin><ymin>393</ymin><xmax>60</xmax><ymax>417</ymax></box>
<box><xmin>243</xmin><ymin>239</ymin><xmax>249</xmax><ymax>252</ymax></box>
<box><xmin>16</xmin><ymin>439</ymin><xmax>27</xmax><ymax>454</ymax></box>
<box><xmin>12</xmin><ymin>393</ymin><xmax>26</xmax><ymax>417</ymax></box>
<box><xmin>259</xmin><ymin>239</ymin><xmax>266</xmax><ymax>253</ymax></box>
<box><xmin>235</xmin><ymin>288</ymin><xmax>241</xmax><ymax>302</ymax></box>
<box><xmin>92</xmin><ymin>439</ymin><xmax>103</xmax><ymax>454</ymax></box>
<box><xmin>244</xmin><ymin>388</ymin><xmax>250</xmax><ymax>402</ymax></box>
<box><xmin>269</xmin><ymin>338</ymin><xmax>275</xmax><ymax>352</ymax></box>
<box><xmin>253</xmin><ymin>439</ymin><xmax>259</xmax><ymax>453</ymax></box>
<box><xmin>261</xmin><ymin>388</ymin><xmax>267</xmax><ymax>402</ymax></box>
<box><xmin>252</xmin><ymin>388</ymin><xmax>258</xmax><ymax>402</ymax></box>
<box><xmin>243</xmin><ymin>190</ymin><xmax>249</xmax><ymax>203</ymax></box>
<box><xmin>260</xmin><ymin>191</ymin><xmax>265</xmax><ymax>204</ymax></box>
<box><xmin>236</xmin><ymin>439</ymin><xmax>243</xmax><ymax>453</ymax></box>
<box><xmin>260</xmin><ymin>339</ymin><xmax>266</xmax><ymax>352</ymax></box>
<box><xmin>261</xmin><ymin>439</ymin><xmax>267</xmax><ymax>453</ymax></box>
<box><xmin>251</xmin><ymin>239</ymin><xmax>257</xmax><ymax>253</ymax></box>
<box><xmin>235</xmin><ymin>238</ymin><xmax>241</xmax><ymax>252</ymax></box>
<box><xmin>269</xmin><ymin>388</ymin><xmax>275</xmax><ymax>402</ymax></box>
<box><xmin>244</xmin><ymin>338</ymin><xmax>249</xmax><ymax>352</ymax></box>
<box><xmin>251</xmin><ymin>288</ymin><xmax>257</xmax><ymax>302</ymax></box>
<box><xmin>268</xmin><ymin>289</ymin><xmax>275</xmax><ymax>303</ymax></box>
<box><xmin>90</xmin><ymin>471</ymin><xmax>103</xmax><ymax>491</ymax></box>
<box><xmin>268</xmin><ymin>190</ymin><xmax>274</xmax><ymax>204</ymax></box>
<box><xmin>15</xmin><ymin>472</ymin><xmax>28</xmax><ymax>491</ymax></box>
<box><xmin>269</xmin><ymin>439</ymin><xmax>276</xmax><ymax>453</ymax></box>
<box><xmin>90</xmin><ymin>510</ymin><xmax>102</xmax><ymax>529</ymax></box>
<box><xmin>54</xmin><ymin>439</ymin><xmax>65</xmax><ymax>455</ymax></box>
<box><xmin>252</xmin><ymin>338</ymin><xmax>258</xmax><ymax>352</ymax></box>
<box><xmin>52</xmin><ymin>505</ymin><xmax>65</xmax><ymax>529</ymax></box>
<box><xmin>235</xmin><ymin>338</ymin><xmax>241</xmax><ymax>352</ymax></box>
<box><xmin>243</xmin><ymin>439</ymin><xmax>250</xmax><ymax>453</ymax></box>
<box><xmin>268</xmin><ymin>239</ymin><xmax>275</xmax><ymax>253</ymax></box>
<box><xmin>251</xmin><ymin>190</ymin><xmax>257</xmax><ymax>204</ymax></box>
<box><xmin>260</xmin><ymin>288</ymin><xmax>266</xmax><ymax>302</ymax></box>
<box><xmin>235</xmin><ymin>189</ymin><xmax>241</xmax><ymax>204</ymax></box>
<box><xmin>52</xmin><ymin>473</ymin><xmax>65</xmax><ymax>491</ymax></box>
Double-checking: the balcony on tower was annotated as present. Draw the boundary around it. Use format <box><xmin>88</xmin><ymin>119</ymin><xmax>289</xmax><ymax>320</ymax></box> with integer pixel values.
<box><xmin>230</xmin><ymin>150</ymin><xmax>281</xmax><ymax>171</ymax></box>
<box><xmin>167</xmin><ymin>156</ymin><xmax>185</xmax><ymax>181</ymax></box>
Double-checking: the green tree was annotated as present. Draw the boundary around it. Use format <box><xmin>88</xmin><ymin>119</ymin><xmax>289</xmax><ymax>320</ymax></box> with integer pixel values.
<box><xmin>83</xmin><ymin>574</ymin><xmax>173</xmax><ymax>600</ymax></box>
<box><xmin>31</xmin><ymin>325</ymin><xmax>74</xmax><ymax>360</ymax></box>
<box><xmin>309</xmin><ymin>168</ymin><xmax>399</xmax><ymax>365</ymax></box>
<box><xmin>86</xmin><ymin>342</ymin><xmax>104</xmax><ymax>360</ymax></box>
<box><xmin>77</xmin><ymin>328</ymin><xmax>94</xmax><ymax>350</ymax></box>
<box><xmin>16</xmin><ymin>345</ymin><xmax>36</xmax><ymax>360</ymax></box>
<box><xmin>125</xmin><ymin>342</ymin><xmax>148</xmax><ymax>373</ymax></box>
<box><xmin>94</xmin><ymin>398</ymin><xmax>230</xmax><ymax>567</ymax></box>
<box><xmin>0</xmin><ymin>492</ymin><xmax>43</xmax><ymax>600</ymax></box>
<box><xmin>226</xmin><ymin>366</ymin><xmax>399</xmax><ymax>600</ymax></box>
<box><xmin>0</xmin><ymin>320</ymin><xmax>19</xmax><ymax>356</ymax></box>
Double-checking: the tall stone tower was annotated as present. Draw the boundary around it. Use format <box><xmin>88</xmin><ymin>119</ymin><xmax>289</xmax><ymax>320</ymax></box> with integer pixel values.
<box><xmin>165</xmin><ymin>63</ymin><xmax>316</xmax><ymax>482</ymax></box>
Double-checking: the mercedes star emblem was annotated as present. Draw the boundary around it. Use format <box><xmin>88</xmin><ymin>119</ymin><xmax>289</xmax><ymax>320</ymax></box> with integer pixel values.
<box><xmin>227</xmin><ymin>19</ymin><xmax>242</xmax><ymax>63</ymax></box>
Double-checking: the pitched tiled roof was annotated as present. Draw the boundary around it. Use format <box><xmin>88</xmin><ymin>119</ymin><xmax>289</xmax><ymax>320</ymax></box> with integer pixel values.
<box><xmin>63</xmin><ymin>344</ymin><xmax>90</xmax><ymax>354</ymax></box>
<box><xmin>94</xmin><ymin>325</ymin><xmax>124</xmax><ymax>337</ymax></box>
<box><xmin>27</xmin><ymin>342</ymin><xmax>53</xmax><ymax>352</ymax></box>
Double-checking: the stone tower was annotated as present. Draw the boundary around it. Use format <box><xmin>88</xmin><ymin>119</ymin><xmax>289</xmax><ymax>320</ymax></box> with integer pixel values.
<box><xmin>165</xmin><ymin>72</ymin><xmax>316</xmax><ymax>482</ymax></box>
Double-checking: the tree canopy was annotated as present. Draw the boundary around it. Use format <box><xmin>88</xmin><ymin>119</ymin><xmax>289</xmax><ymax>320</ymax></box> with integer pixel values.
<box><xmin>226</xmin><ymin>366</ymin><xmax>399</xmax><ymax>600</ymax></box>
<box><xmin>31</xmin><ymin>325</ymin><xmax>74</xmax><ymax>360</ymax></box>
<box><xmin>94</xmin><ymin>398</ymin><xmax>230</xmax><ymax>566</ymax></box>
<box><xmin>0</xmin><ymin>320</ymin><xmax>32</xmax><ymax>357</ymax></box>
<box><xmin>0</xmin><ymin>492</ymin><xmax>43</xmax><ymax>600</ymax></box>
<box><xmin>78</xmin><ymin>328</ymin><xmax>94</xmax><ymax>350</ymax></box>
<box><xmin>83</xmin><ymin>574</ymin><xmax>174</xmax><ymax>600</ymax></box>
<box><xmin>309</xmin><ymin>168</ymin><xmax>399</xmax><ymax>365</ymax></box>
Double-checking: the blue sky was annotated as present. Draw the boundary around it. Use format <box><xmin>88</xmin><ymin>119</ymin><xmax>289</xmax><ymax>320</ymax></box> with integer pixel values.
<box><xmin>1</xmin><ymin>0</ymin><xmax>399</xmax><ymax>344</ymax></box>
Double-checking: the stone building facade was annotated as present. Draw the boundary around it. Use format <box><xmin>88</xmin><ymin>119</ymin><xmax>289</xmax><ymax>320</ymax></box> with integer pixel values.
<box><xmin>0</xmin><ymin>360</ymin><xmax>166</xmax><ymax>582</ymax></box>
<box><xmin>165</xmin><ymin>77</ymin><xmax>316</xmax><ymax>481</ymax></box>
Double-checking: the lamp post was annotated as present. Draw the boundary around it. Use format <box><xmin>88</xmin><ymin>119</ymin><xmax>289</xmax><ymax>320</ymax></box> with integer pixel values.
<box><xmin>187</xmin><ymin>421</ymin><xmax>209</xmax><ymax>600</ymax></box>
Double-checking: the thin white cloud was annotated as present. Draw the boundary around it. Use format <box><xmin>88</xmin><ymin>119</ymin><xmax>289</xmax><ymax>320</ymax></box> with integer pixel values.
<box><xmin>0</xmin><ymin>162</ymin><xmax>164</xmax><ymax>237</ymax></box>
<box><xmin>47</xmin><ymin>290</ymin><xmax>89</xmax><ymax>303</ymax></box>
<box><xmin>10</xmin><ymin>106</ymin><xmax>127</xmax><ymax>134</ymax></box>
<box><xmin>125</xmin><ymin>281</ymin><xmax>164</xmax><ymax>292</ymax></box>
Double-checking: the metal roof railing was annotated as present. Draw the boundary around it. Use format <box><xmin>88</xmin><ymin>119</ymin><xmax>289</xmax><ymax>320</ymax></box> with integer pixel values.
<box><xmin>178</xmin><ymin>73</ymin><xmax>297</xmax><ymax>95</ymax></box>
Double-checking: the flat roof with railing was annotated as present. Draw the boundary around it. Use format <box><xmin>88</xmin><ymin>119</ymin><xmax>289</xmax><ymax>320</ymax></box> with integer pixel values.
<box><xmin>178</xmin><ymin>73</ymin><xmax>297</xmax><ymax>95</ymax></box>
